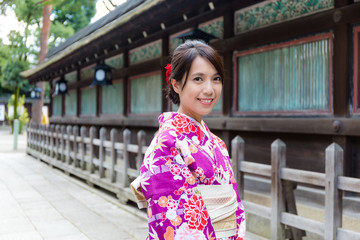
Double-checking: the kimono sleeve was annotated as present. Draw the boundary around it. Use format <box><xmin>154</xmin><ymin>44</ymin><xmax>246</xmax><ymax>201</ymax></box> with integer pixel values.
<box><xmin>139</xmin><ymin>129</ymin><xmax>215</xmax><ymax>240</ymax></box>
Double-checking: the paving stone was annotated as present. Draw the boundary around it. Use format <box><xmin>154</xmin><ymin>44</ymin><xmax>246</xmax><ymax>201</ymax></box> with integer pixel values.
<box><xmin>33</xmin><ymin>219</ymin><xmax>82</xmax><ymax>239</ymax></box>
<box><xmin>0</xmin><ymin>216</ymin><xmax>35</xmax><ymax>234</ymax></box>
<box><xmin>0</xmin><ymin>231</ymin><xmax>43</xmax><ymax>240</ymax></box>
<box><xmin>0</xmin><ymin>132</ymin><xmax>147</xmax><ymax>240</ymax></box>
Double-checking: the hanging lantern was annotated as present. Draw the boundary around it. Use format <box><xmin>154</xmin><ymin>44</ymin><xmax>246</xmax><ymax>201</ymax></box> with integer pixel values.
<box><xmin>91</xmin><ymin>64</ymin><xmax>112</xmax><ymax>86</ymax></box>
<box><xmin>53</xmin><ymin>76</ymin><xmax>68</xmax><ymax>96</ymax></box>
<box><xmin>29</xmin><ymin>87</ymin><xmax>42</xmax><ymax>100</ymax></box>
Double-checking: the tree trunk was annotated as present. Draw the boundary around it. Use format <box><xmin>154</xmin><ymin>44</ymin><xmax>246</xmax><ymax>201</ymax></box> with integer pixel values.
<box><xmin>32</xmin><ymin>3</ymin><xmax>52</xmax><ymax>124</ymax></box>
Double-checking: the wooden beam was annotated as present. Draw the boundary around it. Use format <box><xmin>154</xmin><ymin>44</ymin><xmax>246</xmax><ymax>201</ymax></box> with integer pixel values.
<box><xmin>212</xmin><ymin>3</ymin><xmax>360</xmax><ymax>52</ymax></box>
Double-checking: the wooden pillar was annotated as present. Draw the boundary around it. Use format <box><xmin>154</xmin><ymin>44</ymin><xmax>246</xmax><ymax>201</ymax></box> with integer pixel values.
<box><xmin>123</xmin><ymin>49</ymin><xmax>129</xmax><ymax>116</ymax></box>
<box><xmin>271</xmin><ymin>139</ymin><xmax>286</xmax><ymax>240</ymax></box>
<box><xmin>222</xmin><ymin>6</ymin><xmax>234</xmax><ymax>117</ymax></box>
<box><xmin>110</xmin><ymin>128</ymin><xmax>118</xmax><ymax>183</ymax></box>
<box><xmin>80</xmin><ymin>126</ymin><xmax>87</xmax><ymax>170</ymax></box>
<box><xmin>162</xmin><ymin>31</ymin><xmax>170</xmax><ymax>112</ymax></box>
<box><xmin>231</xmin><ymin>135</ymin><xmax>245</xmax><ymax>199</ymax></box>
<box><xmin>122</xmin><ymin>129</ymin><xmax>131</xmax><ymax>188</ymax></box>
<box><xmin>60</xmin><ymin>125</ymin><xmax>66</xmax><ymax>162</ymax></box>
<box><xmin>66</xmin><ymin>125</ymin><xmax>72</xmax><ymax>166</ymax></box>
<box><xmin>332</xmin><ymin>0</ymin><xmax>352</xmax><ymax>182</ymax></box>
<box><xmin>73</xmin><ymin>125</ymin><xmax>79</xmax><ymax>167</ymax></box>
<box><xmin>324</xmin><ymin>143</ymin><xmax>343</xmax><ymax>240</ymax></box>
<box><xmin>137</xmin><ymin>130</ymin><xmax>146</xmax><ymax>170</ymax></box>
<box><xmin>99</xmin><ymin>127</ymin><xmax>106</xmax><ymax>178</ymax></box>
<box><xmin>89</xmin><ymin>126</ymin><xmax>96</xmax><ymax>174</ymax></box>
<box><xmin>76</xmin><ymin>68</ymin><xmax>81</xmax><ymax>117</ymax></box>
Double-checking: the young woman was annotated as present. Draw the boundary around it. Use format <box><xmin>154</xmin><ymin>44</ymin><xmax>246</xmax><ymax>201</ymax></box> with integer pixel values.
<box><xmin>133</xmin><ymin>40</ymin><xmax>245</xmax><ymax>240</ymax></box>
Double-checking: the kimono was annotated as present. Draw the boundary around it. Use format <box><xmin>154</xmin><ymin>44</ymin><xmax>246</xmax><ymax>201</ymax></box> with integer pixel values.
<box><xmin>139</xmin><ymin>112</ymin><xmax>246</xmax><ymax>240</ymax></box>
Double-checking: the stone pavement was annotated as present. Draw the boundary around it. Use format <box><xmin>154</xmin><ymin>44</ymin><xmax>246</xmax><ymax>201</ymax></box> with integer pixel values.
<box><xmin>0</xmin><ymin>128</ymin><xmax>148</xmax><ymax>240</ymax></box>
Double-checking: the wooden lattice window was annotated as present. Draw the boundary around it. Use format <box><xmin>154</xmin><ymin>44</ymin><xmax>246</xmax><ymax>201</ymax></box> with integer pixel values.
<box><xmin>129</xmin><ymin>71</ymin><xmax>162</xmax><ymax>115</ymax></box>
<box><xmin>101</xmin><ymin>80</ymin><xmax>124</xmax><ymax>115</ymax></box>
<box><xmin>65</xmin><ymin>90</ymin><xmax>77</xmax><ymax>116</ymax></box>
<box><xmin>52</xmin><ymin>95</ymin><xmax>62</xmax><ymax>116</ymax></box>
<box><xmin>234</xmin><ymin>33</ymin><xmax>333</xmax><ymax>116</ymax></box>
<box><xmin>81</xmin><ymin>87</ymin><xmax>96</xmax><ymax>116</ymax></box>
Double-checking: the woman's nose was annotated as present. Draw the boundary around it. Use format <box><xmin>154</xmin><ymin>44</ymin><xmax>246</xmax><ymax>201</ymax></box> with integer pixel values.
<box><xmin>202</xmin><ymin>80</ymin><xmax>215</xmax><ymax>95</ymax></box>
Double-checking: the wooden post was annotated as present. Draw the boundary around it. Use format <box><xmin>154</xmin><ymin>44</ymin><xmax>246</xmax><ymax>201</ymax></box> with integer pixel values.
<box><xmin>89</xmin><ymin>126</ymin><xmax>96</xmax><ymax>174</ymax></box>
<box><xmin>137</xmin><ymin>130</ymin><xmax>146</xmax><ymax>170</ymax></box>
<box><xmin>99</xmin><ymin>127</ymin><xmax>106</xmax><ymax>178</ymax></box>
<box><xmin>46</xmin><ymin>124</ymin><xmax>50</xmax><ymax>155</ymax></box>
<box><xmin>60</xmin><ymin>125</ymin><xmax>66</xmax><ymax>162</ymax></box>
<box><xmin>35</xmin><ymin>123</ymin><xmax>39</xmax><ymax>151</ymax></box>
<box><xmin>325</xmin><ymin>143</ymin><xmax>343</xmax><ymax>240</ymax></box>
<box><xmin>80</xmin><ymin>126</ymin><xmax>87</xmax><ymax>170</ymax></box>
<box><xmin>231</xmin><ymin>135</ymin><xmax>245</xmax><ymax>200</ymax></box>
<box><xmin>73</xmin><ymin>126</ymin><xmax>79</xmax><ymax>167</ymax></box>
<box><xmin>55</xmin><ymin>125</ymin><xmax>60</xmax><ymax>160</ymax></box>
<box><xmin>110</xmin><ymin>128</ymin><xmax>118</xmax><ymax>183</ymax></box>
<box><xmin>122</xmin><ymin>129</ymin><xmax>131</xmax><ymax>188</ymax></box>
<box><xmin>50</xmin><ymin>125</ymin><xmax>55</xmax><ymax>158</ymax></box>
<box><xmin>66</xmin><ymin>125</ymin><xmax>72</xmax><ymax>165</ymax></box>
<box><xmin>38</xmin><ymin>124</ymin><xmax>42</xmax><ymax>152</ymax></box>
<box><xmin>271</xmin><ymin>139</ymin><xmax>286</xmax><ymax>240</ymax></box>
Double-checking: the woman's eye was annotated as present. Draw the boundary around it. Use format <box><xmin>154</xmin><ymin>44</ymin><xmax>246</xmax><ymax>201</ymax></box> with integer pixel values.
<box><xmin>214</xmin><ymin>77</ymin><xmax>222</xmax><ymax>81</ymax></box>
<box><xmin>194</xmin><ymin>77</ymin><xmax>202</xmax><ymax>81</ymax></box>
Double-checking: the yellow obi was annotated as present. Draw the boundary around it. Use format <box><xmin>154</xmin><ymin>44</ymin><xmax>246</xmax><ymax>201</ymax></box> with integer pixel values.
<box><xmin>195</xmin><ymin>184</ymin><xmax>238</xmax><ymax>238</ymax></box>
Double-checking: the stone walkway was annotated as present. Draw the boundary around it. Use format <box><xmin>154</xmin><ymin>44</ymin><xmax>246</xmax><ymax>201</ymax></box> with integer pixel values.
<box><xmin>0</xmin><ymin>129</ymin><xmax>148</xmax><ymax>240</ymax></box>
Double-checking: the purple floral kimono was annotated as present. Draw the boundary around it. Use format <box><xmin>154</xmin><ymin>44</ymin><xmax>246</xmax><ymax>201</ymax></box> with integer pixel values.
<box><xmin>139</xmin><ymin>112</ymin><xmax>246</xmax><ymax>240</ymax></box>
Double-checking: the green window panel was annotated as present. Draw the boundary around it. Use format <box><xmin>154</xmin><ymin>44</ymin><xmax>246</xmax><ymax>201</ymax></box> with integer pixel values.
<box><xmin>236</xmin><ymin>37</ymin><xmax>330</xmax><ymax>113</ymax></box>
<box><xmin>65</xmin><ymin>71</ymin><xmax>77</xmax><ymax>83</ymax></box>
<box><xmin>199</xmin><ymin>17</ymin><xmax>224</xmax><ymax>40</ymax></box>
<box><xmin>130</xmin><ymin>41</ymin><xmax>162</xmax><ymax>65</ymax></box>
<box><xmin>81</xmin><ymin>87</ymin><xmax>96</xmax><ymax>115</ymax></box>
<box><xmin>105</xmin><ymin>54</ymin><xmax>124</xmax><ymax>69</ymax></box>
<box><xmin>52</xmin><ymin>95</ymin><xmax>62</xmax><ymax>116</ymax></box>
<box><xmin>101</xmin><ymin>81</ymin><xmax>124</xmax><ymax>115</ymax></box>
<box><xmin>65</xmin><ymin>91</ymin><xmax>77</xmax><ymax>116</ymax></box>
<box><xmin>235</xmin><ymin>0</ymin><xmax>334</xmax><ymax>34</ymax></box>
<box><xmin>130</xmin><ymin>73</ymin><xmax>161</xmax><ymax>114</ymax></box>
<box><xmin>81</xmin><ymin>68</ymin><xmax>94</xmax><ymax>81</ymax></box>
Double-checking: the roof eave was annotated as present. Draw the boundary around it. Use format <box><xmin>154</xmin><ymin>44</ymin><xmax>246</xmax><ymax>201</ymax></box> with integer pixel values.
<box><xmin>21</xmin><ymin>0</ymin><xmax>164</xmax><ymax>79</ymax></box>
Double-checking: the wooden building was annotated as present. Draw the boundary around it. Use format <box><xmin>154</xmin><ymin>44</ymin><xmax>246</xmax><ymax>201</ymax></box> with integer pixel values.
<box><xmin>22</xmin><ymin>0</ymin><xmax>360</xmax><ymax>180</ymax></box>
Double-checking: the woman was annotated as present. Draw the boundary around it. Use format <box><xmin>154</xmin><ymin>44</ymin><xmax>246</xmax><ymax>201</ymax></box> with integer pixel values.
<box><xmin>133</xmin><ymin>40</ymin><xmax>245</xmax><ymax>240</ymax></box>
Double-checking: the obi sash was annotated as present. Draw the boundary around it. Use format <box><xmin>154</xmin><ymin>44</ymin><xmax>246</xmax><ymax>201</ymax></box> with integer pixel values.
<box><xmin>195</xmin><ymin>184</ymin><xmax>238</xmax><ymax>238</ymax></box>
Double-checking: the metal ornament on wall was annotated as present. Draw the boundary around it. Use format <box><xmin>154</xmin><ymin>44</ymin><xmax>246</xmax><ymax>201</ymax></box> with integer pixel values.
<box><xmin>53</xmin><ymin>76</ymin><xmax>68</xmax><ymax>96</ymax></box>
<box><xmin>176</xmin><ymin>25</ymin><xmax>217</xmax><ymax>43</ymax></box>
<box><xmin>91</xmin><ymin>64</ymin><xmax>113</xmax><ymax>86</ymax></box>
<box><xmin>29</xmin><ymin>87</ymin><xmax>42</xmax><ymax>100</ymax></box>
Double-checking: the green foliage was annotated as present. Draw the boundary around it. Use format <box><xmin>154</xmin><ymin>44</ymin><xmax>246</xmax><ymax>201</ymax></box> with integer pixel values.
<box><xmin>6</xmin><ymin>94</ymin><xmax>30</xmax><ymax>134</ymax></box>
<box><xmin>0</xmin><ymin>59</ymin><xmax>31</xmax><ymax>93</ymax></box>
<box><xmin>48</xmin><ymin>21</ymin><xmax>75</xmax><ymax>48</ymax></box>
<box><xmin>0</xmin><ymin>0</ymin><xmax>97</xmax><ymax>98</ymax></box>
<box><xmin>13</xmin><ymin>0</ymin><xmax>42</xmax><ymax>26</ymax></box>
<box><xmin>52</xmin><ymin>0</ymin><xmax>96</xmax><ymax>32</ymax></box>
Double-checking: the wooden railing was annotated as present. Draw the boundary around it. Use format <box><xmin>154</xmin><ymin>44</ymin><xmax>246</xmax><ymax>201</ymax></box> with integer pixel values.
<box><xmin>27</xmin><ymin>123</ymin><xmax>360</xmax><ymax>239</ymax></box>
<box><xmin>26</xmin><ymin>123</ymin><xmax>148</xmax><ymax>203</ymax></box>
<box><xmin>231</xmin><ymin>137</ymin><xmax>360</xmax><ymax>240</ymax></box>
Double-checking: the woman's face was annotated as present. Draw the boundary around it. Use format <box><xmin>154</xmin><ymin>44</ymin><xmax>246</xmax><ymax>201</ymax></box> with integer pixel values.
<box><xmin>172</xmin><ymin>56</ymin><xmax>222</xmax><ymax>122</ymax></box>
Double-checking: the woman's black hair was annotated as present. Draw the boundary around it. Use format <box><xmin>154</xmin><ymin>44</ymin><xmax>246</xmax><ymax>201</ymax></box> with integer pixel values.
<box><xmin>166</xmin><ymin>40</ymin><xmax>224</xmax><ymax>105</ymax></box>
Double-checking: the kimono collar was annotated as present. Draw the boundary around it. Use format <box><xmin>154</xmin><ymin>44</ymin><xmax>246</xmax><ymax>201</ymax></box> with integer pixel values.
<box><xmin>158</xmin><ymin>112</ymin><xmax>211</xmax><ymax>141</ymax></box>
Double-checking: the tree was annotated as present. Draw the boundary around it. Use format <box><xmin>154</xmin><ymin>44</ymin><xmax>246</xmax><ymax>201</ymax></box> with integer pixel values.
<box><xmin>0</xmin><ymin>0</ymin><xmax>96</xmax><ymax>123</ymax></box>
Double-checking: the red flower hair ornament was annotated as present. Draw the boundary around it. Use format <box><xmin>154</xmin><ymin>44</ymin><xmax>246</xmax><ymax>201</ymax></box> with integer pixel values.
<box><xmin>165</xmin><ymin>64</ymin><xmax>171</xmax><ymax>85</ymax></box>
